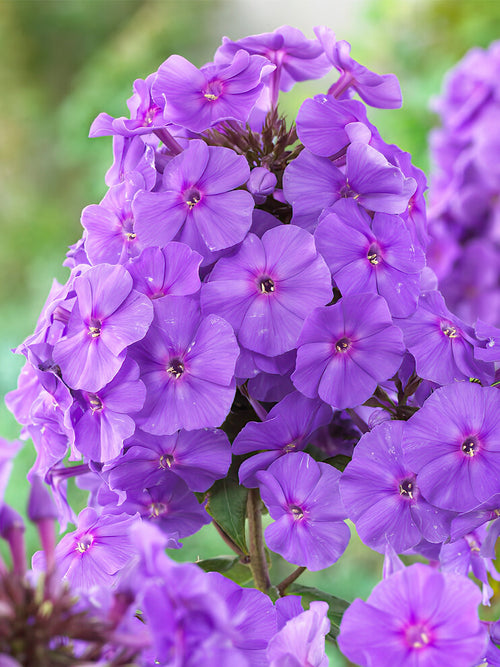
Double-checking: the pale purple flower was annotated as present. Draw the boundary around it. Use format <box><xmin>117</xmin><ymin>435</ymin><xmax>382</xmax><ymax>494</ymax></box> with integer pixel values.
<box><xmin>201</xmin><ymin>225</ymin><xmax>332</xmax><ymax>356</ymax></box>
<box><xmin>257</xmin><ymin>452</ymin><xmax>350</xmax><ymax>571</ymax></box>
<box><xmin>292</xmin><ymin>293</ymin><xmax>405</xmax><ymax>409</ymax></box>
<box><xmin>337</xmin><ymin>563</ymin><xmax>487</xmax><ymax>666</ymax></box>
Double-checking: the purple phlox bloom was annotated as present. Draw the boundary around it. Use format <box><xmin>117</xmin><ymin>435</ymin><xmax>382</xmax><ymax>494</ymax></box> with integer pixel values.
<box><xmin>257</xmin><ymin>451</ymin><xmax>350</xmax><ymax>571</ymax></box>
<box><xmin>315</xmin><ymin>199</ymin><xmax>425</xmax><ymax>317</ymax></box>
<box><xmin>234</xmin><ymin>390</ymin><xmax>332</xmax><ymax>488</ymax></box>
<box><xmin>201</xmin><ymin>225</ymin><xmax>332</xmax><ymax>357</ymax></box>
<box><xmin>292</xmin><ymin>293</ymin><xmax>405</xmax><ymax>410</ymax></box>
<box><xmin>90</xmin><ymin>74</ymin><xmax>166</xmax><ymax>138</ymax></box>
<box><xmin>131</xmin><ymin>295</ymin><xmax>239</xmax><ymax>435</ymax></box>
<box><xmin>127</xmin><ymin>242</ymin><xmax>201</xmax><ymax>300</ymax></box>
<box><xmin>105</xmin><ymin>135</ymin><xmax>157</xmax><ymax>189</ymax></box>
<box><xmin>475</xmin><ymin>319</ymin><xmax>500</xmax><ymax>362</ymax></box>
<box><xmin>485</xmin><ymin>619</ymin><xmax>500</xmax><ymax>667</ymax></box>
<box><xmin>308</xmin><ymin>409</ymin><xmax>360</xmax><ymax>458</ymax></box>
<box><xmin>283</xmin><ymin>142</ymin><xmax>417</xmax><ymax>231</ymax></box>
<box><xmin>404</xmin><ymin>382</ymin><xmax>500</xmax><ymax>512</ymax></box>
<box><xmin>130</xmin><ymin>529</ymin><xmax>248</xmax><ymax>667</ymax></box>
<box><xmin>450</xmin><ymin>492</ymin><xmax>500</xmax><ymax>542</ymax></box>
<box><xmin>337</xmin><ymin>562</ymin><xmax>487</xmax><ymax>667</ymax></box>
<box><xmin>440</xmin><ymin>526</ymin><xmax>500</xmax><ymax>606</ymax></box>
<box><xmin>340</xmin><ymin>421</ymin><xmax>453</xmax><ymax>554</ymax></box>
<box><xmin>235</xmin><ymin>347</ymin><xmax>295</xmax><ymax>383</ymax></box>
<box><xmin>215</xmin><ymin>26</ymin><xmax>331</xmax><ymax>107</ymax></box>
<box><xmin>153</xmin><ymin>49</ymin><xmax>274</xmax><ymax>132</ymax></box>
<box><xmin>0</xmin><ymin>439</ymin><xmax>22</xmax><ymax>504</ymax></box>
<box><xmin>104</xmin><ymin>427</ymin><xmax>231</xmax><ymax>496</ymax></box>
<box><xmin>267</xmin><ymin>599</ymin><xmax>330</xmax><ymax>667</ymax></box>
<box><xmin>104</xmin><ymin>474</ymin><xmax>211</xmax><ymax>540</ymax></box>
<box><xmin>296</xmin><ymin>94</ymin><xmax>370</xmax><ymax>157</ymax></box>
<box><xmin>397</xmin><ymin>290</ymin><xmax>494</xmax><ymax>385</ymax></box>
<box><xmin>82</xmin><ymin>173</ymin><xmax>149</xmax><ymax>265</ymax></box>
<box><xmin>52</xmin><ymin>263</ymin><xmax>153</xmax><ymax>392</ymax></box>
<box><xmin>314</xmin><ymin>26</ymin><xmax>402</xmax><ymax>109</ymax></box>
<box><xmin>45</xmin><ymin>507</ymin><xmax>138</xmax><ymax>591</ymax></box>
<box><xmin>247</xmin><ymin>370</ymin><xmax>295</xmax><ymax>403</ymax></box>
<box><xmin>71</xmin><ymin>358</ymin><xmax>146</xmax><ymax>463</ymax></box>
<box><xmin>206</xmin><ymin>572</ymin><xmax>277</xmax><ymax>666</ymax></box>
<box><xmin>133</xmin><ymin>139</ymin><xmax>254</xmax><ymax>260</ymax></box>
<box><xmin>63</xmin><ymin>237</ymin><xmax>90</xmax><ymax>269</ymax></box>
<box><xmin>247</xmin><ymin>167</ymin><xmax>277</xmax><ymax>204</ymax></box>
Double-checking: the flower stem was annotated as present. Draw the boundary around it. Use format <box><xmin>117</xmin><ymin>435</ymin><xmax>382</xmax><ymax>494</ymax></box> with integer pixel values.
<box><xmin>212</xmin><ymin>520</ymin><xmax>248</xmax><ymax>559</ymax></box>
<box><xmin>277</xmin><ymin>566</ymin><xmax>306</xmax><ymax>596</ymax></box>
<box><xmin>247</xmin><ymin>488</ymin><xmax>270</xmax><ymax>592</ymax></box>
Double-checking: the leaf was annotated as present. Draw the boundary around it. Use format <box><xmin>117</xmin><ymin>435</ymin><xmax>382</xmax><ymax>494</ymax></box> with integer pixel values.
<box><xmin>196</xmin><ymin>555</ymin><xmax>253</xmax><ymax>585</ymax></box>
<box><xmin>206</xmin><ymin>477</ymin><xmax>249</xmax><ymax>555</ymax></box>
<box><xmin>288</xmin><ymin>584</ymin><xmax>350</xmax><ymax>639</ymax></box>
<box><xmin>323</xmin><ymin>455</ymin><xmax>351</xmax><ymax>472</ymax></box>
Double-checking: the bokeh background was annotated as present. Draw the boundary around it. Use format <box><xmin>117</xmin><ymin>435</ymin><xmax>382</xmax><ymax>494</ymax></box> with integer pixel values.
<box><xmin>1</xmin><ymin>1</ymin><xmax>500</xmax><ymax>663</ymax></box>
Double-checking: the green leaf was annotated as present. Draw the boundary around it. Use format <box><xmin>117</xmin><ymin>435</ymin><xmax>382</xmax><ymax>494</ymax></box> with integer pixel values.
<box><xmin>206</xmin><ymin>478</ymin><xmax>249</xmax><ymax>555</ymax></box>
<box><xmin>323</xmin><ymin>455</ymin><xmax>351</xmax><ymax>472</ymax></box>
<box><xmin>289</xmin><ymin>584</ymin><xmax>350</xmax><ymax>639</ymax></box>
<box><xmin>196</xmin><ymin>555</ymin><xmax>253</xmax><ymax>585</ymax></box>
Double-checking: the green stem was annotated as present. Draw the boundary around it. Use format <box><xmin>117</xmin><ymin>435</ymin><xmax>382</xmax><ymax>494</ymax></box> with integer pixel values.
<box><xmin>277</xmin><ymin>566</ymin><xmax>306</xmax><ymax>596</ymax></box>
<box><xmin>247</xmin><ymin>488</ymin><xmax>270</xmax><ymax>592</ymax></box>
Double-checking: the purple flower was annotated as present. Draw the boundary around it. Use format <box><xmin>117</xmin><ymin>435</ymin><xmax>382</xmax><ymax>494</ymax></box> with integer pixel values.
<box><xmin>47</xmin><ymin>508</ymin><xmax>137</xmax><ymax>591</ymax></box>
<box><xmin>131</xmin><ymin>296</ymin><xmax>239</xmax><ymax>435</ymax></box>
<box><xmin>315</xmin><ymin>26</ymin><xmax>402</xmax><ymax>109</ymax></box>
<box><xmin>52</xmin><ymin>264</ymin><xmax>153</xmax><ymax>392</ymax></box>
<box><xmin>201</xmin><ymin>225</ymin><xmax>332</xmax><ymax>356</ymax></box>
<box><xmin>127</xmin><ymin>242</ymin><xmax>202</xmax><ymax>300</ymax></box>
<box><xmin>340</xmin><ymin>421</ymin><xmax>453</xmax><ymax>554</ymax></box>
<box><xmin>315</xmin><ymin>199</ymin><xmax>425</xmax><ymax>317</ymax></box>
<box><xmin>337</xmin><ymin>563</ymin><xmax>487</xmax><ymax>666</ymax></box>
<box><xmin>233</xmin><ymin>391</ymin><xmax>332</xmax><ymax>488</ymax></box>
<box><xmin>397</xmin><ymin>290</ymin><xmax>494</xmax><ymax>385</ymax></box>
<box><xmin>257</xmin><ymin>452</ymin><xmax>350</xmax><ymax>571</ymax></box>
<box><xmin>133</xmin><ymin>139</ymin><xmax>254</xmax><ymax>259</ymax></box>
<box><xmin>71</xmin><ymin>358</ymin><xmax>146</xmax><ymax>463</ymax></box>
<box><xmin>153</xmin><ymin>50</ymin><xmax>273</xmax><ymax>132</ymax></box>
<box><xmin>283</xmin><ymin>143</ymin><xmax>417</xmax><ymax>231</ymax></box>
<box><xmin>292</xmin><ymin>293</ymin><xmax>405</xmax><ymax>409</ymax></box>
<box><xmin>267</xmin><ymin>600</ymin><xmax>330</xmax><ymax>667</ymax></box>
<box><xmin>105</xmin><ymin>428</ymin><xmax>231</xmax><ymax>495</ymax></box>
<box><xmin>404</xmin><ymin>382</ymin><xmax>500</xmax><ymax>512</ymax></box>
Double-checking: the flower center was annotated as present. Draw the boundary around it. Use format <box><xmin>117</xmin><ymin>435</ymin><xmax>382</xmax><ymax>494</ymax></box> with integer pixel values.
<box><xmin>150</xmin><ymin>502</ymin><xmax>168</xmax><ymax>518</ymax></box>
<box><xmin>184</xmin><ymin>188</ymin><xmax>202</xmax><ymax>209</ymax></box>
<box><xmin>335</xmin><ymin>337</ymin><xmax>351</xmax><ymax>353</ymax></box>
<box><xmin>367</xmin><ymin>242</ymin><xmax>382</xmax><ymax>265</ymax></box>
<box><xmin>89</xmin><ymin>395</ymin><xmax>103</xmax><ymax>413</ymax></box>
<box><xmin>159</xmin><ymin>454</ymin><xmax>174</xmax><ymax>469</ymax></box>
<box><xmin>259</xmin><ymin>277</ymin><xmax>275</xmax><ymax>294</ymax></box>
<box><xmin>289</xmin><ymin>505</ymin><xmax>304</xmax><ymax>520</ymax></box>
<box><xmin>167</xmin><ymin>358</ymin><xmax>185</xmax><ymax>379</ymax></box>
<box><xmin>88</xmin><ymin>319</ymin><xmax>102</xmax><ymax>338</ymax></box>
<box><xmin>461</xmin><ymin>436</ymin><xmax>479</xmax><ymax>457</ymax></box>
<box><xmin>441</xmin><ymin>322</ymin><xmax>458</xmax><ymax>338</ymax></box>
<box><xmin>405</xmin><ymin>623</ymin><xmax>431</xmax><ymax>650</ymax></box>
<box><xmin>203</xmin><ymin>80</ymin><xmax>223</xmax><ymax>101</ymax></box>
<box><xmin>75</xmin><ymin>534</ymin><xmax>94</xmax><ymax>553</ymax></box>
<box><xmin>399</xmin><ymin>477</ymin><xmax>415</xmax><ymax>499</ymax></box>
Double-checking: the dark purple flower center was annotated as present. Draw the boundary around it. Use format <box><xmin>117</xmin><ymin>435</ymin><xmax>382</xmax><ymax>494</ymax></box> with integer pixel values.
<box><xmin>203</xmin><ymin>79</ymin><xmax>224</xmax><ymax>101</ymax></box>
<box><xmin>441</xmin><ymin>322</ymin><xmax>458</xmax><ymax>338</ymax></box>
<box><xmin>159</xmin><ymin>454</ymin><xmax>174</xmax><ymax>469</ymax></box>
<box><xmin>289</xmin><ymin>505</ymin><xmax>304</xmax><ymax>520</ymax></box>
<box><xmin>75</xmin><ymin>534</ymin><xmax>94</xmax><ymax>553</ymax></box>
<box><xmin>367</xmin><ymin>242</ymin><xmax>382</xmax><ymax>265</ymax></box>
<box><xmin>89</xmin><ymin>395</ymin><xmax>103</xmax><ymax>413</ymax></box>
<box><xmin>184</xmin><ymin>188</ymin><xmax>202</xmax><ymax>209</ymax></box>
<box><xmin>399</xmin><ymin>477</ymin><xmax>415</xmax><ymax>499</ymax></box>
<box><xmin>150</xmin><ymin>502</ymin><xmax>168</xmax><ymax>518</ymax></box>
<box><xmin>405</xmin><ymin>623</ymin><xmax>431</xmax><ymax>650</ymax></box>
<box><xmin>461</xmin><ymin>435</ymin><xmax>479</xmax><ymax>457</ymax></box>
<box><xmin>339</xmin><ymin>181</ymin><xmax>357</xmax><ymax>199</ymax></box>
<box><xmin>88</xmin><ymin>319</ymin><xmax>102</xmax><ymax>338</ymax></box>
<box><xmin>335</xmin><ymin>337</ymin><xmax>351</xmax><ymax>353</ymax></box>
<box><xmin>167</xmin><ymin>358</ymin><xmax>185</xmax><ymax>379</ymax></box>
<box><xmin>258</xmin><ymin>277</ymin><xmax>275</xmax><ymax>294</ymax></box>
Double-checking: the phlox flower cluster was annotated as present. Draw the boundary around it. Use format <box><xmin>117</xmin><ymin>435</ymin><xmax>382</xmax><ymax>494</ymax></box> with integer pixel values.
<box><xmin>3</xmin><ymin>23</ymin><xmax>500</xmax><ymax>667</ymax></box>
<box><xmin>428</xmin><ymin>40</ymin><xmax>500</xmax><ymax>327</ymax></box>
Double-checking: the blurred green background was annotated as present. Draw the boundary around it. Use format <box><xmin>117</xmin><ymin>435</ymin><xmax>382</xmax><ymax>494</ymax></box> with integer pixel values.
<box><xmin>1</xmin><ymin>1</ymin><xmax>500</xmax><ymax>663</ymax></box>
